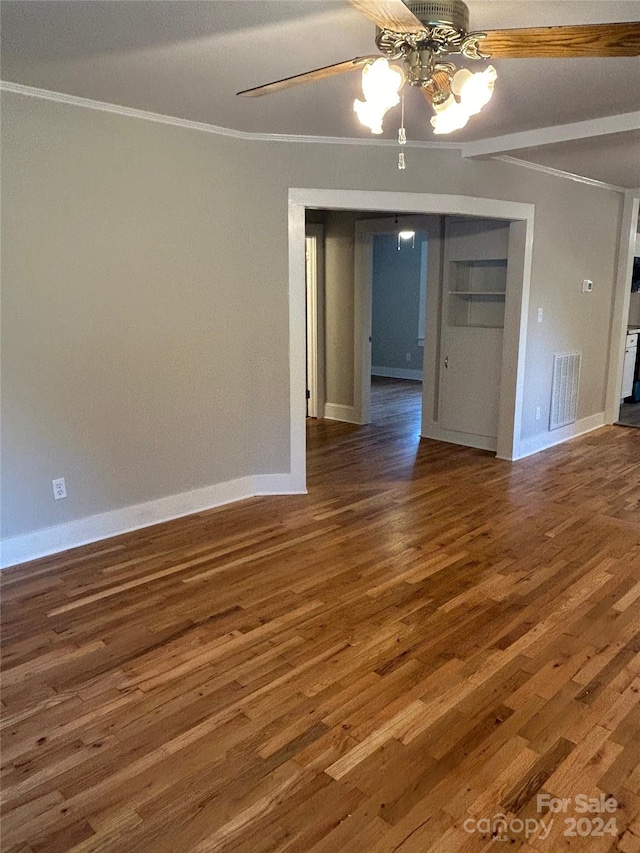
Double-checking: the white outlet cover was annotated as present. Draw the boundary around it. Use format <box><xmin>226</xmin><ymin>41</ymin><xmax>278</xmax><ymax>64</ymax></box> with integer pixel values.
<box><xmin>582</xmin><ymin>279</ymin><xmax>593</xmax><ymax>293</ymax></box>
<box><xmin>52</xmin><ymin>477</ymin><xmax>67</xmax><ymax>500</ymax></box>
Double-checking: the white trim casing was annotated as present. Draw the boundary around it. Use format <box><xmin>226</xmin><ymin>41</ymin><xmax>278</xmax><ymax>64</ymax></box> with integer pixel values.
<box><xmin>306</xmin><ymin>224</ymin><xmax>325</xmax><ymax>419</ymax></box>
<box><xmin>605</xmin><ymin>191</ymin><xmax>640</xmax><ymax>423</ymax></box>
<box><xmin>0</xmin><ymin>474</ymin><xmax>303</xmax><ymax>570</ymax></box>
<box><xmin>289</xmin><ymin>199</ymin><xmax>308</xmax><ymax>492</ymax></box>
<box><xmin>496</xmin><ymin>220</ymin><xmax>533</xmax><ymax>460</ymax></box>
<box><xmin>289</xmin><ymin>188</ymin><xmax>535</xmax><ymax>470</ymax></box>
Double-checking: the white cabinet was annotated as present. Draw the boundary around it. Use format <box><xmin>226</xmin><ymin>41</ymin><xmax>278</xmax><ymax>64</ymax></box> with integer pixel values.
<box><xmin>622</xmin><ymin>332</ymin><xmax>638</xmax><ymax>399</ymax></box>
<box><xmin>440</xmin><ymin>219</ymin><xmax>510</xmax><ymax>439</ymax></box>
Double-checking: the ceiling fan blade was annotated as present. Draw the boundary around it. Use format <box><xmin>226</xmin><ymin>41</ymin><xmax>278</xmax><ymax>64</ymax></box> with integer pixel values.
<box><xmin>347</xmin><ymin>0</ymin><xmax>424</xmax><ymax>34</ymax></box>
<box><xmin>237</xmin><ymin>56</ymin><xmax>378</xmax><ymax>97</ymax></box>
<box><xmin>481</xmin><ymin>22</ymin><xmax>640</xmax><ymax>58</ymax></box>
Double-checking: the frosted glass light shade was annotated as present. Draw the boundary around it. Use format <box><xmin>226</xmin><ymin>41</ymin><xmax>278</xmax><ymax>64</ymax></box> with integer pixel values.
<box><xmin>354</xmin><ymin>58</ymin><xmax>404</xmax><ymax>134</ymax></box>
<box><xmin>361</xmin><ymin>58</ymin><xmax>404</xmax><ymax>104</ymax></box>
<box><xmin>430</xmin><ymin>95</ymin><xmax>470</xmax><ymax>134</ymax></box>
<box><xmin>450</xmin><ymin>65</ymin><xmax>497</xmax><ymax>116</ymax></box>
<box><xmin>354</xmin><ymin>99</ymin><xmax>386</xmax><ymax>134</ymax></box>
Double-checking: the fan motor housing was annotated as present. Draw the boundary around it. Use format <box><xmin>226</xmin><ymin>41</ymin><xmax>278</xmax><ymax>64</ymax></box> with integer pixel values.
<box><xmin>406</xmin><ymin>0</ymin><xmax>470</xmax><ymax>32</ymax></box>
<box><xmin>375</xmin><ymin>0</ymin><xmax>486</xmax><ymax>63</ymax></box>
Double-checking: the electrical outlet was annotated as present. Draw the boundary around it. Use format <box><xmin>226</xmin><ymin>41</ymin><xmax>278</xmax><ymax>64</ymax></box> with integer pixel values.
<box><xmin>52</xmin><ymin>477</ymin><xmax>67</xmax><ymax>500</ymax></box>
<box><xmin>582</xmin><ymin>279</ymin><xmax>593</xmax><ymax>293</ymax></box>
<box><xmin>537</xmin><ymin>308</ymin><xmax>543</xmax><ymax>323</ymax></box>
<box><xmin>406</xmin><ymin>352</ymin><xmax>411</xmax><ymax>362</ymax></box>
<box><xmin>535</xmin><ymin>407</ymin><xmax>541</xmax><ymax>421</ymax></box>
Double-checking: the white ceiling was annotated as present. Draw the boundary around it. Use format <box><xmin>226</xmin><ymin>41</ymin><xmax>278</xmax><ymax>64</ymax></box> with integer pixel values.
<box><xmin>2</xmin><ymin>1</ymin><xmax>639</xmax><ymax>186</ymax></box>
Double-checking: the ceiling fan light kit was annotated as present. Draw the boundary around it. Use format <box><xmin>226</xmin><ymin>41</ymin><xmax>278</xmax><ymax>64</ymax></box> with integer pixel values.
<box><xmin>238</xmin><ymin>0</ymin><xmax>640</xmax><ymax>155</ymax></box>
<box><xmin>351</xmin><ymin>0</ymin><xmax>497</xmax><ymax>137</ymax></box>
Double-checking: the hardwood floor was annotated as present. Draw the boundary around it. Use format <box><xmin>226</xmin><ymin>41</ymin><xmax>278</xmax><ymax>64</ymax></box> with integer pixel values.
<box><xmin>2</xmin><ymin>377</ymin><xmax>640</xmax><ymax>852</ymax></box>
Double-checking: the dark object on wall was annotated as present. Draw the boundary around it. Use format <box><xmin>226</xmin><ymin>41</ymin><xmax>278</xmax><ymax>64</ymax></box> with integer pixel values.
<box><xmin>632</xmin><ymin>256</ymin><xmax>640</xmax><ymax>293</ymax></box>
<box><xmin>624</xmin><ymin>340</ymin><xmax>640</xmax><ymax>404</ymax></box>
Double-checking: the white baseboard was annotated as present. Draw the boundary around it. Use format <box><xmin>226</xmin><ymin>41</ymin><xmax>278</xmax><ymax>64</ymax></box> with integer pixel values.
<box><xmin>421</xmin><ymin>426</ymin><xmax>497</xmax><ymax>454</ymax></box>
<box><xmin>323</xmin><ymin>403</ymin><xmax>364</xmax><ymax>424</ymax></box>
<box><xmin>371</xmin><ymin>366</ymin><xmax>423</xmax><ymax>381</ymax></box>
<box><xmin>0</xmin><ymin>473</ymin><xmax>306</xmax><ymax>569</ymax></box>
<box><xmin>514</xmin><ymin>412</ymin><xmax>605</xmax><ymax>460</ymax></box>
<box><xmin>253</xmin><ymin>473</ymin><xmax>302</xmax><ymax>495</ymax></box>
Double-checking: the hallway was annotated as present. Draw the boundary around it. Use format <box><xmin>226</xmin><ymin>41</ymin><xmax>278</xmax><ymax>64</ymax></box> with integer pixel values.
<box><xmin>307</xmin><ymin>377</ymin><xmax>424</xmax><ymax>486</ymax></box>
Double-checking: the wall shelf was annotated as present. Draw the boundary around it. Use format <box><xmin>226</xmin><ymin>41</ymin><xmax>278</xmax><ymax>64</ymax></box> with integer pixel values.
<box><xmin>448</xmin><ymin>259</ymin><xmax>507</xmax><ymax>328</ymax></box>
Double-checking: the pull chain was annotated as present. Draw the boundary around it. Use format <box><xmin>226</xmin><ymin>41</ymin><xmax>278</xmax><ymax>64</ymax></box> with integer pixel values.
<box><xmin>398</xmin><ymin>95</ymin><xmax>407</xmax><ymax>170</ymax></box>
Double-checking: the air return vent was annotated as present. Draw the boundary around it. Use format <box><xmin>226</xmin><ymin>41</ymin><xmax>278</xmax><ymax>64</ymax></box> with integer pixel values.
<box><xmin>550</xmin><ymin>352</ymin><xmax>581</xmax><ymax>430</ymax></box>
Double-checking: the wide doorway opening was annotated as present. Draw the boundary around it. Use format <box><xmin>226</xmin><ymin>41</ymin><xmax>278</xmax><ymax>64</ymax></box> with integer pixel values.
<box><xmin>302</xmin><ymin>206</ymin><xmax>529</xmax><ymax>478</ymax></box>
<box><xmin>288</xmin><ymin>189</ymin><xmax>534</xmax><ymax>494</ymax></box>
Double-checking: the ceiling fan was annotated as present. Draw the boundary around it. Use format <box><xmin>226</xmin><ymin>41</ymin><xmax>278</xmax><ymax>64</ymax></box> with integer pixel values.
<box><xmin>238</xmin><ymin>0</ymin><xmax>640</xmax><ymax>137</ymax></box>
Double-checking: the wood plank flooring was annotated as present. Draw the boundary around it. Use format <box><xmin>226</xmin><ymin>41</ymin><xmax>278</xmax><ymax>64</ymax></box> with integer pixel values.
<box><xmin>2</xmin><ymin>377</ymin><xmax>640</xmax><ymax>852</ymax></box>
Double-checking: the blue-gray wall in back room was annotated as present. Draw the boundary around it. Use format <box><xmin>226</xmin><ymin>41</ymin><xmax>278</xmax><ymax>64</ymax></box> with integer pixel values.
<box><xmin>371</xmin><ymin>231</ymin><xmax>427</xmax><ymax>378</ymax></box>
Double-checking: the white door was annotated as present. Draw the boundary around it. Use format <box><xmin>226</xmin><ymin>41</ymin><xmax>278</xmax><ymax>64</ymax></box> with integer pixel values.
<box><xmin>439</xmin><ymin>218</ymin><xmax>510</xmax><ymax>441</ymax></box>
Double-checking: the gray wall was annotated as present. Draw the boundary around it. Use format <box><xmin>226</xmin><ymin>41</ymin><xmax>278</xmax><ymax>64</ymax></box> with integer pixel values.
<box><xmin>1</xmin><ymin>91</ymin><xmax>623</xmax><ymax>541</ymax></box>
<box><xmin>322</xmin><ymin>212</ymin><xmax>356</xmax><ymax>407</ymax></box>
<box><xmin>372</xmin><ymin>232</ymin><xmax>425</xmax><ymax>375</ymax></box>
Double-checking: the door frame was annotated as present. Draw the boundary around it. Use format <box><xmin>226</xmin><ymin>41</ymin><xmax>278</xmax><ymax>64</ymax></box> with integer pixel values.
<box><xmin>353</xmin><ymin>215</ymin><xmax>438</xmax><ymax>426</ymax></box>
<box><xmin>355</xmin><ymin>215</ymin><xmax>528</xmax><ymax>454</ymax></box>
<box><xmin>305</xmin><ymin>224</ymin><xmax>325</xmax><ymax>419</ymax></box>
<box><xmin>288</xmin><ymin>189</ymin><xmax>535</xmax><ymax>493</ymax></box>
<box><xmin>604</xmin><ymin>189</ymin><xmax>640</xmax><ymax>422</ymax></box>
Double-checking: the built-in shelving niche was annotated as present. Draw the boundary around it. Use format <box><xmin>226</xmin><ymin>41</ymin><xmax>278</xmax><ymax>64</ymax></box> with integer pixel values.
<box><xmin>448</xmin><ymin>259</ymin><xmax>507</xmax><ymax>328</ymax></box>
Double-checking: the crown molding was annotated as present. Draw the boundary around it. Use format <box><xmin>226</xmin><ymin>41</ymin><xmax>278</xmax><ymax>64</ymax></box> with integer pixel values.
<box><xmin>494</xmin><ymin>155</ymin><xmax>625</xmax><ymax>194</ymax></box>
<box><xmin>1</xmin><ymin>80</ymin><xmax>631</xmax><ymax>193</ymax></box>
<box><xmin>462</xmin><ymin>112</ymin><xmax>640</xmax><ymax>160</ymax></box>
<box><xmin>0</xmin><ymin>81</ymin><xmax>463</xmax><ymax>150</ymax></box>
